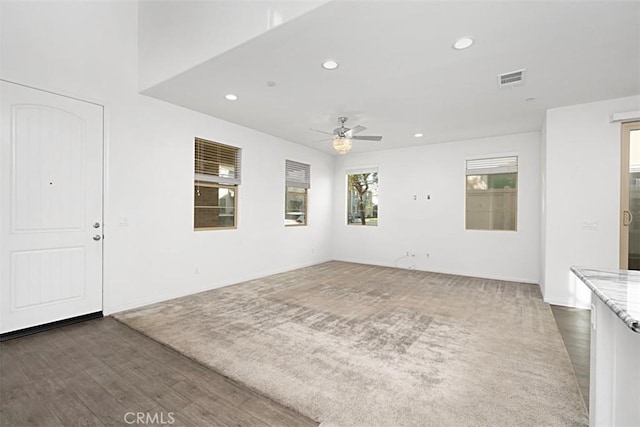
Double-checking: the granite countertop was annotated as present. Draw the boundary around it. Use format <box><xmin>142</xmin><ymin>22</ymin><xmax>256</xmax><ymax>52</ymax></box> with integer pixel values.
<box><xmin>571</xmin><ymin>266</ymin><xmax>640</xmax><ymax>333</ymax></box>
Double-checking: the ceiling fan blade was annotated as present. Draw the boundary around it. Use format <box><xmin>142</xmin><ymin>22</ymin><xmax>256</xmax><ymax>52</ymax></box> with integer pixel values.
<box><xmin>348</xmin><ymin>125</ymin><xmax>367</xmax><ymax>135</ymax></box>
<box><xmin>310</xmin><ymin>128</ymin><xmax>334</xmax><ymax>136</ymax></box>
<box><xmin>352</xmin><ymin>135</ymin><xmax>382</xmax><ymax>141</ymax></box>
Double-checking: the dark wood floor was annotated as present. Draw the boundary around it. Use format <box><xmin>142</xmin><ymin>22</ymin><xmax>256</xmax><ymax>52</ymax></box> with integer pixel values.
<box><xmin>550</xmin><ymin>305</ymin><xmax>590</xmax><ymax>410</ymax></box>
<box><xmin>0</xmin><ymin>317</ymin><xmax>318</xmax><ymax>426</ymax></box>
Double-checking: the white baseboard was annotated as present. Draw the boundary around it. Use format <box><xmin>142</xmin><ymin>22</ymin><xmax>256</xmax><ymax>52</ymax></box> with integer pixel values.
<box><xmin>544</xmin><ymin>297</ymin><xmax>591</xmax><ymax>310</ymax></box>
<box><xmin>332</xmin><ymin>257</ymin><xmax>539</xmax><ymax>285</ymax></box>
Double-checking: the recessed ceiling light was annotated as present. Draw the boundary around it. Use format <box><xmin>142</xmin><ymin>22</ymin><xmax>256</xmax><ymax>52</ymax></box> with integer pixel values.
<box><xmin>322</xmin><ymin>60</ymin><xmax>339</xmax><ymax>70</ymax></box>
<box><xmin>452</xmin><ymin>37</ymin><xmax>474</xmax><ymax>50</ymax></box>
<box><xmin>224</xmin><ymin>93</ymin><xmax>238</xmax><ymax>101</ymax></box>
<box><xmin>414</xmin><ymin>133</ymin><xmax>424</xmax><ymax>138</ymax></box>
<box><xmin>266</xmin><ymin>81</ymin><xmax>276</xmax><ymax>87</ymax></box>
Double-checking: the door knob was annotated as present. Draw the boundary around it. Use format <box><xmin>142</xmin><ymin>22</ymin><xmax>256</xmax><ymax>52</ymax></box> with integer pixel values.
<box><xmin>93</xmin><ymin>222</ymin><xmax>101</xmax><ymax>228</ymax></box>
<box><xmin>93</xmin><ymin>234</ymin><xmax>102</xmax><ymax>241</ymax></box>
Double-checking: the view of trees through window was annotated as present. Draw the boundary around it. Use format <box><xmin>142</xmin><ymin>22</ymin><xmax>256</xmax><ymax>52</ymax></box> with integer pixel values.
<box><xmin>466</xmin><ymin>173</ymin><xmax>517</xmax><ymax>191</ymax></box>
<box><xmin>347</xmin><ymin>172</ymin><xmax>378</xmax><ymax>226</ymax></box>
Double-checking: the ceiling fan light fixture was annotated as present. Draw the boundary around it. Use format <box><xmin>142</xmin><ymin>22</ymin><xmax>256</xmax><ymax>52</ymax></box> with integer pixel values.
<box><xmin>332</xmin><ymin>136</ymin><xmax>352</xmax><ymax>154</ymax></box>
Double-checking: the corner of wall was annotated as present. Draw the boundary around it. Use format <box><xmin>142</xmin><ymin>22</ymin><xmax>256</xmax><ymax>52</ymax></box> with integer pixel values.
<box><xmin>539</xmin><ymin>114</ymin><xmax>548</xmax><ymax>298</ymax></box>
<box><xmin>541</xmin><ymin>95</ymin><xmax>640</xmax><ymax>308</ymax></box>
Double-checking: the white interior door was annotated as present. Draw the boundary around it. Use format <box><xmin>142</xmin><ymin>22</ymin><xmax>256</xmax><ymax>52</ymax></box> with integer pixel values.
<box><xmin>0</xmin><ymin>81</ymin><xmax>103</xmax><ymax>334</ymax></box>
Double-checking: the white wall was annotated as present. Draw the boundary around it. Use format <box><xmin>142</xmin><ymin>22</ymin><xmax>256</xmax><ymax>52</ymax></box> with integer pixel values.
<box><xmin>4</xmin><ymin>0</ymin><xmax>639</xmax><ymax>317</ymax></box>
<box><xmin>0</xmin><ymin>0</ymin><xmax>334</xmax><ymax>314</ymax></box>
<box><xmin>138</xmin><ymin>0</ymin><xmax>327</xmax><ymax>91</ymax></box>
<box><xmin>542</xmin><ymin>95</ymin><xmax>640</xmax><ymax>308</ymax></box>
<box><xmin>332</xmin><ymin>132</ymin><xmax>541</xmax><ymax>284</ymax></box>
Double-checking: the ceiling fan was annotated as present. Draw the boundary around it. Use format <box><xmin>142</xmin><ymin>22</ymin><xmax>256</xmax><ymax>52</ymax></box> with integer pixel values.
<box><xmin>311</xmin><ymin>117</ymin><xmax>382</xmax><ymax>154</ymax></box>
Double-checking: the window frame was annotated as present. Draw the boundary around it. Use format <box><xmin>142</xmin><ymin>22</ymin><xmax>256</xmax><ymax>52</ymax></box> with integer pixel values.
<box><xmin>284</xmin><ymin>160</ymin><xmax>310</xmax><ymax>227</ymax></box>
<box><xmin>284</xmin><ymin>186</ymin><xmax>308</xmax><ymax>227</ymax></box>
<box><xmin>464</xmin><ymin>155</ymin><xmax>518</xmax><ymax>232</ymax></box>
<box><xmin>194</xmin><ymin>182</ymin><xmax>238</xmax><ymax>230</ymax></box>
<box><xmin>193</xmin><ymin>138</ymin><xmax>241</xmax><ymax>231</ymax></box>
<box><xmin>346</xmin><ymin>169</ymin><xmax>379</xmax><ymax>227</ymax></box>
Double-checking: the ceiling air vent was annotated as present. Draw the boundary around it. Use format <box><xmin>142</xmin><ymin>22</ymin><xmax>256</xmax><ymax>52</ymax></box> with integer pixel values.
<box><xmin>498</xmin><ymin>69</ymin><xmax>526</xmax><ymax>89</ymax></box>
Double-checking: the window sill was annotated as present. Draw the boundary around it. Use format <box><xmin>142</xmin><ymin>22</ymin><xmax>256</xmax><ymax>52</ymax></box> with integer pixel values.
<box><xmin>194</xmin><ymin>226</ymin><xmax>237</xmax><ymax>231</ymax></box>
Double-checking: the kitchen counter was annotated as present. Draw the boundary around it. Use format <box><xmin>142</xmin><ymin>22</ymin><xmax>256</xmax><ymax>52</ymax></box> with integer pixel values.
<box><xmin>570</xmin><ymin>267</ymin><xmax>640</xmax><ymax>427</ymax></box>
<box><xmin>570</xmin><ymin>267</ymin><xmax>640</xmax><ymax>333</ymax></box>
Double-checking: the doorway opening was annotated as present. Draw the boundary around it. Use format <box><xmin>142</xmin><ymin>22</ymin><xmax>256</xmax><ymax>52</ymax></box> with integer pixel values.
<box><xmin>620</xmin><ymin>121</ymin><xmax>640</xmax><ymax>270</ymax></box>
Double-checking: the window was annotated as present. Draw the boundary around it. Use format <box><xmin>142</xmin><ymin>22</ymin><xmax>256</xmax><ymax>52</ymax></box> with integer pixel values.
<box><xmin>465</xmin><ymin>156</ymin><xmax>517</xmax><ymax>231</ymax></box>
<box><xmin>194</xmin><ymin>138</ymin><xmax>241</xmax><ymax>230</ymax></box>
<box><xmin>285</xmin><ymin>160</ymin><xmax>310</xmax><ymax>226</ymax></box>
<box><xmin>347</xmin><ymin>170</ymin><xmax>378</xmax><ymax>226</ymax></box>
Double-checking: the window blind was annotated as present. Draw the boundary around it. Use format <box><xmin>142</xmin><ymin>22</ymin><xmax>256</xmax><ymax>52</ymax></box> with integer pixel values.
<box><xmin>194</xmin><ymin>138</ymin><xmax>241</xmax><ymax>185</ymax></box>
<box><xmin>285</xmin><ymin>160</ymin><xmax>311</xmax><ymax>189</ymax></box>
<box><xmin>466</xmin><ymin>156</ymin><xmax>518</xmax><ymax>175</ymax></box>
<box><xmin>345</xmin><ymin>166</ymin><xmax>378</xmax><ymax>175</ymax></box>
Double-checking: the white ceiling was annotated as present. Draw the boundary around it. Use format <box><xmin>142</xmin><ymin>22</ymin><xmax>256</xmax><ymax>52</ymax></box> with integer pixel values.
<box><xmin>143</xmin><ymin>1</ymin><xmax>640</xmax><ymax>155</ymax></box>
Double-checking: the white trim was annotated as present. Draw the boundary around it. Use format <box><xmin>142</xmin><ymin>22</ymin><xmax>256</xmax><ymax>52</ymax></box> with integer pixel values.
<box><xmin>101</xmin><ymin>103</ymin><xmax>109</xmax><ymax>316</ymax></box>
<box><xmin>0</xmin><ymin>78</ymin><xmax>104</xmax><ymax>107</ymax></box>
<box><xmin>465</xmin><ymin>151</ymin><xmax>520</xmax><ymax>161</ymax></box>
<box><xmin>610</xmin><ymin>110</ymin><xmax>640</xmax><ymax>123</ymax></box>
<box><xmin>345</xmin><ymin>165</ymin><xmax>378</xmax><ymax>174</ymax></box>
<box><xmin>332</xmin><ymin>257</ymin><xmax>539</xmax><ymax>285</ymax></box>
<box><xmin>544</xmin><ymin>296</ymin><xmax>591</xmax><ymax>310</ymax></box>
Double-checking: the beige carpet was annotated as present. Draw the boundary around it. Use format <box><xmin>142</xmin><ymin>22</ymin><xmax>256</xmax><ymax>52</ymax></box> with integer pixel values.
<box><xmin>114</xmin><ymin>261</ymin><xmax>588</xmax><ymax>426</ymax></box>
